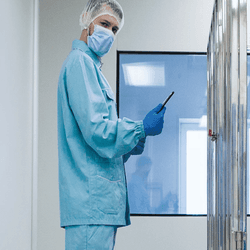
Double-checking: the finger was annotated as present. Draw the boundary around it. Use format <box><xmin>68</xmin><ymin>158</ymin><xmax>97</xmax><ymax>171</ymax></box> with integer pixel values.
<box><xmin>137</xmin><ymin>144</ymin><xmax>144</xmax><ymax>150</ymax></box>
<box><xmin>153</xmin><ymin>104</ymin><xmax>163</xmax><ymax>113</ymax></box>
<box><xmin>139</xmin><ymin>137</ymin><xmax>146</xmax><ymax>143</ymax></box>
<box><xmin>158</xmin><ymin>106</ymin><xmax>166</xmax><ymax>116</ymax></box>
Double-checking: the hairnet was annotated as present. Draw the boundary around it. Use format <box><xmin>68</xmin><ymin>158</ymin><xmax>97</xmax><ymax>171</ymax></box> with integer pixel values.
<box><xmin>79</xmin><ymin>0</ymin><xmax>124</xmax><ymax>33</ymax></box>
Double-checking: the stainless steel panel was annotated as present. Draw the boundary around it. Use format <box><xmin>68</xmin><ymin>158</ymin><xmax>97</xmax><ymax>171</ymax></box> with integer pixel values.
<box><xmin>207</xmin><ymin>0</ymin><xmax>247</xmax><ymax>249</ymax></box>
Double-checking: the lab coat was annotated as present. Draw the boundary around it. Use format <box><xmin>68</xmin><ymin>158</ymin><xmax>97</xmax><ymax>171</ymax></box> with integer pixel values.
<box><xmin>57</xmin><ymin>40</ymin><xmax>145</xmax><ymax>228</ymax></box>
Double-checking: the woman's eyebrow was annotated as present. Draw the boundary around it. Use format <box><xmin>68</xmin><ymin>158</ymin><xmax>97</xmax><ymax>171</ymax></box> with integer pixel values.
<box><xmin>103</xmin><ymin>20</ymin><xmax>111</xmax><ymax>26</ymax></box>
<box><xmin>103</xmin><ymin>19</ymin><xmax>119</xmax><ymax>29</ymax></box>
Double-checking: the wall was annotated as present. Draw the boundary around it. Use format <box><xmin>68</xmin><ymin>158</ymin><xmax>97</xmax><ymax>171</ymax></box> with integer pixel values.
<box><xmin>38</xmin><ymin>1</ymin><xmax>84</xmax><ymax>249</ymax></box>
<box><xmin>37</xmin><ymin>0</ymin><xmax>219</xmax><ymax>250</ymax></box>
<box><xmin>115</xmin><ymin>217</ymin><xmax>207</xmax><ymax>250</ymax></box>
<box><xmin>0</xmin><ymin>0</ymin><xmax>34</xmax><ymax>249</ymax></box>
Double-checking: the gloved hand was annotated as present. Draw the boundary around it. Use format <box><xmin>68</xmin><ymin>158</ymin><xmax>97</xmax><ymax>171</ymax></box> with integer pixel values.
<box><xmin>123</xmin><ymin>153</ymin><xmax>131</xmax><ymax>163</ymax></box>
<box><xmin>129</xmin><ymin>137</ymin><xmax>146</xmax><ymax>155</ymax></box>
<box><xmin>123</xmin><ymin>137</ymin><xmax>146</xmax><ymax>164</ymax></box>
<box><xmin>143</xmin><ymin>104</ymin><xmax>166</xmax><ymax>137</ymax></box>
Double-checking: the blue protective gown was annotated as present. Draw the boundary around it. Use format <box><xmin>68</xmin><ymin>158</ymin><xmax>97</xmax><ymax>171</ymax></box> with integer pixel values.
<box><xmin>57</xmin><ymin>40</ymin><xmax>145</xmax><ymax>228</ymax></box>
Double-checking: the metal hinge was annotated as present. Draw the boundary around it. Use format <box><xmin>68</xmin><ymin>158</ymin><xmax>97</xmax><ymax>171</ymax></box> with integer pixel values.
<box><xmin>211</xmin><ymin>133</ymin><xmax>218</xmax><ymax>141</ymax></box>
<box><xmin>208</xmin><ymin>129</ymin><xmax>218</xmax><ymax>141</ymax></box>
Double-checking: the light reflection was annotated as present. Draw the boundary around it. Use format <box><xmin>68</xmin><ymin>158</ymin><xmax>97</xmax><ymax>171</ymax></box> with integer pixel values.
<box><xmin>122</xmin><ymin>62</ymin><xmax>165</xmax><ymax>87</ymax></box>
<box><xmin>199</xmin><ymin>115</ymin><xmax>207</xmax><ymax>127</ymax></box>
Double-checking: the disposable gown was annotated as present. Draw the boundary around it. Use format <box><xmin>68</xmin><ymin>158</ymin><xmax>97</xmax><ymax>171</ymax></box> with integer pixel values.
<box><xmin>57</xmin><ymin>39</ymin><xmax>145</xmax><ymax>227</ymax></box>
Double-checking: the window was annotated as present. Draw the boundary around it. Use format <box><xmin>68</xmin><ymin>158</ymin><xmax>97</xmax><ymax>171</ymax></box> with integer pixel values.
<box><xmin>118</xmin><ymin>52</ymin><xmax>207</xmax><ymax>215</ymax></box>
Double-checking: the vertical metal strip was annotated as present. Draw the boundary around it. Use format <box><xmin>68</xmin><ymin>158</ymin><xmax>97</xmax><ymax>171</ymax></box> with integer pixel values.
<box><xmin>207</xmin><ymin>39</ymin><xmax>211</xmax><ymax>250</ymax></box>
<box><xmin>214</xmin><ymin>4</ymin><xmax>218</xmax><ymax>249</ymax></box>
<box><xmin>225</xmin><ymin>0</ymin><xmax>231</xmax><ymax>248</ymax></box>
<box><xmin>239</xmin><ymin>0</ymin><xmax>247</xmax><ymax>248</ymax></box>
<box><xmin>229</xmin><ymin>0</ymin><xmax>239</xmax><ymax>240</ymax></box>
<box><xmin>217</xmin><ymin>1</ymin><xmax>225</xmax><ymax>249</ymax></box>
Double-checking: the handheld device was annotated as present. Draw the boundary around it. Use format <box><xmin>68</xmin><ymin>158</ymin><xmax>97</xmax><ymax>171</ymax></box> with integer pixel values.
<box><xmin>157</xmin><ymin>91</ymin><xmax>175</xmax><ymax>114</ymax></box>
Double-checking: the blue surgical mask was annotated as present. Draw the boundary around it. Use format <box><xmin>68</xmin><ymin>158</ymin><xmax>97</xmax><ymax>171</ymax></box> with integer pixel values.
<box><xmin>87</xmin><ymin>25</ymin><xmax>115</xmax><ymax>57</ymax></box>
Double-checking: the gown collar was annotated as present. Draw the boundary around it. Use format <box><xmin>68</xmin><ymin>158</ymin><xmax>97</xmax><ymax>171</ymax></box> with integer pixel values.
<box><xmin>72</xmin><ymin>39</ymin><xmax>102</xmax><ymax>69</ymax></box>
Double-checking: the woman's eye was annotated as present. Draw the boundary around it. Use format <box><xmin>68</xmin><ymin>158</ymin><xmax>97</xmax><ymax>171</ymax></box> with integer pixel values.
<box><xmin>112</xmin><ymin>28</ymin><xmax>118</xmax><ymax>34</ymax></box>
<box><xmin>101</xmin><ymin>22</ymin><xmax>108</xmax><ymax>27</ymax></box>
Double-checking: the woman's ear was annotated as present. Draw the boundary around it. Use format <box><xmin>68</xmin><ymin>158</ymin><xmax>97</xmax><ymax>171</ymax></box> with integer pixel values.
<box><xmin>79</xmin><ymin>28</ymin><xmax>88</xmax><ymax>43</ymax></box>
<box><xmin>88</xmin><ymin>22</ymin><xmax>95</xmax><ymax>36</ymax></box>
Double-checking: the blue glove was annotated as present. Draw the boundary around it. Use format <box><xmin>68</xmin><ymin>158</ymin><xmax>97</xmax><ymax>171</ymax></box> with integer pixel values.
<box><xmin>123</xmin><ymin>153</ymin><xmax>131</xmax><ymax>163</ymax></box>
<box><xmin>129</xmin><ymin>137</ymin><xmax>146</xmax><ymax>155</ymax></box>
<box><xmin>123</xmin><ymin>138</ymin><xmax>146</xmax><ymax>163</ymax></box>
<box><xmin>143</xmin><ymin>104</ymin><xmax>166</xmax><ymax>137</ymax></box>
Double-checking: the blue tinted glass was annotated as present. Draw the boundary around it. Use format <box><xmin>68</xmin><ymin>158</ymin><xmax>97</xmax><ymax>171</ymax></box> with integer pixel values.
<box><xmin>119</xmin><ymin>53</ymin><xmax>207</xmax><ymax>215</ymax></box>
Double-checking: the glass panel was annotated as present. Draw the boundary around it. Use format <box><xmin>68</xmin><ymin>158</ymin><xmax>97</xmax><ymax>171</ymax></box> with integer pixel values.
<box><xmin>119</xmin><ymin>53</ymin><xmax>207</xmax><ymax>215</ymax></box>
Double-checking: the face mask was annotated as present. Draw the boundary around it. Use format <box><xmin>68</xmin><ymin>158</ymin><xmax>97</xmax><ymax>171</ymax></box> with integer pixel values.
<box><xmin>87</xmin><ymin>25</ymin><xmax>115</xmax><ymax>57</ymax></box>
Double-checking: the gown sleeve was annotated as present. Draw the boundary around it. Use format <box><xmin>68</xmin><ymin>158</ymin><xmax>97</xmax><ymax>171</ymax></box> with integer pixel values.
<box><xmin>65</xmin><ymin>53</ymin><xmax>145</xmax><ymax>159</ymax></box>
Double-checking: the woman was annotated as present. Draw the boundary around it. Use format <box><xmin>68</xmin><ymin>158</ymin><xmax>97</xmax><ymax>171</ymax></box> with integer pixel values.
<box><xmin>57</xmin><ymin>0</ymin><xmax>166</xmax><ymax>249</ymax></box>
